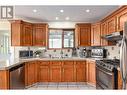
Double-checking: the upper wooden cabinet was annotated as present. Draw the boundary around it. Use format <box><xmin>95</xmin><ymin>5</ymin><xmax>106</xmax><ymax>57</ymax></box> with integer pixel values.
<box><xmin>116</xmin><ymin>8</ymin><xmax>127</xmax><ymax>31</ymax></box>
<box><xmin>75</xmin><ymin>24</ymin><xmax>91</xmax><ymax>47</ymax></box>
<box><xmin>33</xmin><ymin>24</ymin><xmax>48</xmax><ymax>46</ymax></box>
<box><xmin>11</xmin><ymin>20</ymin><xmax>48</xmax><ymax>46</ymax></box>
<box><xmin>11</xmin><ymin>20</ymin><xmax>33</xmax><ymax>46</ymax></box>
<box><xmin>100</xmin><ymin>21</ymin><xmax>108</xmax><ymax>46</ymax></box>
<box><xmin>91</xmin><ymin>23</ymin><xmax>101</xmax><ymax>46</ymax></box>
<box><xmin>107</xmin><ymin>17</ymin><xmax>117</xmax><ymax>34</ymax></box>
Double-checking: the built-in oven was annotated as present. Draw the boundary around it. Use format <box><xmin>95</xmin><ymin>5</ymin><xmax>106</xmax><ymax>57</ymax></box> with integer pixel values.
<box><xmin>96</xmin><ymin>60</ymin><xmax>118</xmax><ymax>89</ymax></box>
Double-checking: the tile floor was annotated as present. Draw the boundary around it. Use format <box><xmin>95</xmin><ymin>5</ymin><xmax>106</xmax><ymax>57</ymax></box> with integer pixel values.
<box><xmin>27</xmin><ymin>82</ymin><xmax>96</xmax><ymax>90</ymax></box>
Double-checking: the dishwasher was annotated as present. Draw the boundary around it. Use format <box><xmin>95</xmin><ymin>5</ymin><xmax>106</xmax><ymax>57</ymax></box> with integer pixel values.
<box><xmin>9</xmin><ymin>64</ymin><xmax>25</xmax><ymax>89</ymax></box>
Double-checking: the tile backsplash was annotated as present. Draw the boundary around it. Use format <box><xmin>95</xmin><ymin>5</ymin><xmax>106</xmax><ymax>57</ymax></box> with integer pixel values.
<box><xmin>10</xmin><ymin>45</ymin><xmax>120</xmax><ymax>59</ymax></box>
<box><xmin>104</xmin><ymin>46</ymin><xmax>120</xmax><ymax>59</ymax></box>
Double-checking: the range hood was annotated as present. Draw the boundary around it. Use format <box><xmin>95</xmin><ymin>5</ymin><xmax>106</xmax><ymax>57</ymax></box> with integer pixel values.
<box><xmin>102</xmin><ymin>31</ymin><xmax>123</xmax><ymax>42</ymax></box>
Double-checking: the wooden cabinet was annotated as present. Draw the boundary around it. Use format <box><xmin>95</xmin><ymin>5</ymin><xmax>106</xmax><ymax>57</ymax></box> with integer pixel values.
<box><xmin>75</xmin><ymin>61</ymin><xmax>86</xmax><ymax>82</ymax></box>
<box><xmin>33</xmin><ymin>24</ymin><xmax>48</xmax><ymax>46</ymax></box>
<box><xmin>11</xmin><ymin>20</ymin><xmax>33</xmax><ymax>46</ymax></box>
<box><xmin>25</xmin><ymin>61</ymin><xmax>37</xmax><ymax>86</ymax></box>
<box><xmin>91</xmin><ymin>23</ymin><xmax>101</xmax><ymax>46</ymax></box>
<box><xmin>107</xmin><ymin>17</ymin><xmax>117</xmax><ymax>34</ymax></box>
<box><xmin>75</xmin><ymin>24</ymin><xmax>91</xmax><ymax>46</ymax></box>
<box><xmin>50</xmin><ymin>61</ymin><xmax>62</xmax><ymax>82</ymax></box>
<box><xmin>0</xmin><ymin>70</ymin><xmax>9</xmax><ymax>89</ymax></box>
<box><xmin>100</xmin><ymin>22</ymin><xmax>108</xmax><ymax>46</ymax></box>
<box><xmin>62</xmin><ymin>61</ymin><xmax>74</xmax><ymax>82</ymax></box>
<box><xmin>117</xmin><ymin>8</ymin><xmax>127</xmax><ymax>31</ymax></box>
<box><xmin>86</xmin><ymin>60</ymin><xmax>96</xmax><ymax>85</ymax></box>
<box><xmin>38</xmin><ymin>61</ymin><xmax>50</xmax><ymax>82</ymax></box>
<box><xmin>118</xmin><ymin>70</ymin><xmax>122</xmax><ymax>89</ymax></box>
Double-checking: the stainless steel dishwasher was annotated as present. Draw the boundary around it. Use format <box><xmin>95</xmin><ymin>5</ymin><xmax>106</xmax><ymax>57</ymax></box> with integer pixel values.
<box><xmin>9</xmin><ymin>64</ymin><xmax>25</xmax><ymax>89</ymax></box>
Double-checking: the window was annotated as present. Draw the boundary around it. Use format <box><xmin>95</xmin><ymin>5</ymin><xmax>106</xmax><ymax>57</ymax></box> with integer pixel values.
<box><xmin>0</xmin><ymin>31</ymin><xmax>10</xmax><ymax>55</ymax></box>
<box><xmin>49</xmin><ymin>29</ymin><xmax>74</xmax><ymax>49</ymax></box>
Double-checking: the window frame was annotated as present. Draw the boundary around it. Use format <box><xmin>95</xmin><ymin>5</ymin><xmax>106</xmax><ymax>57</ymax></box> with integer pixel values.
<box><xmin>48</xmin><ymin>28</ymin><xmax>75</xmax><ymax>49</ymax></box>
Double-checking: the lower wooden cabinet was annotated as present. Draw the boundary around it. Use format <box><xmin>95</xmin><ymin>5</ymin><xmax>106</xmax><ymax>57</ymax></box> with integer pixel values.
<box><xmin>75</xmin><ymin>61</ymin><xmax>86</xmax><ymax>82</ymax></box>
<box><xmin>86</xmin><ymin>60</ymin><xmax>96</xmax><ymax>85</ymax></box>
<box><xmin>118</xmin><ymin>70</ymin><xmax>122</xmax><ymax>89</ymax></box>
<box><xmin>62</xmin><ymin>61</ymin><xmax>74</xmax><ymax>82</ymax></box>
<box><xmin>38</xmin><ymin>61</ymin><xmax>50</xmax><ymax>82</ymax></box>
<box><xmin>50</xmin><ymin>61</ymin><xmax>62</xmax><ymax>82</ymax></box>
<box><xmin>25</xmin><ymin>61</ymin><xmax>38</xmax><ymax>86</ymax></box>
<box><xmin>24</xmin><ymin>60</ymin><xmax>91</xmax><ymax>86</ymax></box>
<box><xmin>0</xmin><ymin>70</ymin><xmax>9</xmax><ymax>89</ymax></box>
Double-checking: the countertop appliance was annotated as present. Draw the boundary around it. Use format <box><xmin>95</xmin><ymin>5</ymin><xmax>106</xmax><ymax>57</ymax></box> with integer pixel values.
<box><xmin>96</xmin><ymin>59</ymin><xmax>119</xmax><ymax>89</ymax></box>
<box><xmin>19</xmin><ymin>50</ymin><xmax>33</xmax><ymax>58</ymax></box>
<box><xmin>120</xmin><ymin>22</ymin><xmax>127</xmax><ymax>89</ymax></box>
<box><xmin>9</xmin><ymin>64</ymin><xmax>25</xmax><ymax>89</ymax></box>
<box><xmin>91</xmin><ymin>48</ymin><xmax>107</xmax><ymax>58</ymax></box>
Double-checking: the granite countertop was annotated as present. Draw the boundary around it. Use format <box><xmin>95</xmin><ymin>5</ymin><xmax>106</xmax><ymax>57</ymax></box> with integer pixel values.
<box><xmin>0</xmin><ymin>57</ymin><xmax>101</xmax><ymax>70</ymax></box>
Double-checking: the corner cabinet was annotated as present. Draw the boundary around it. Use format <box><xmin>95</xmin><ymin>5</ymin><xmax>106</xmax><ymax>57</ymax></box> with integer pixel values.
<box><xmin>33</xmin><ymin>24</ymin><xmax>48</xmax><ymax>46</ymax></box>
<box><xmin>25</xmin><ymin>61</ymin><xmax>38</xmax><ymax>86</ymax></box>
<box><xmin>75</xmin><ymin>24</ymin><xmax>91</xmax><ymax>47</ymax></box>
<box><xmin>0</xmin><ymin>70</ymin><xmax>9</xmax><ymax>89</ymax></box>
<box><xmin>11</xmin><ymin>20</ymin><xmax>33</xmax><ymax>46</ymax></box>
<box><xmin>10</xmin><ymin>20</ymin><xmax>48</xmax><ymax>46</ymax></box>
<box><xmin>86</xmin><ymin>60</ymin><xmax>96</xmax><ymax>85</ymax></box>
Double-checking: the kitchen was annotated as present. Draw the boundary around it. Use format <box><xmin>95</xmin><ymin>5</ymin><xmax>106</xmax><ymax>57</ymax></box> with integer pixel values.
<box><xmin>0</xmin><ymin>5</ymin><xmax>126</xmax><ymax>90</ymax></box>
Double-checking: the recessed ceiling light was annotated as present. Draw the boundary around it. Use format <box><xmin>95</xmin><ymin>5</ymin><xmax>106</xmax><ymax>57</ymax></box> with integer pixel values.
<box><xmin>60</xmin><ymin>9</ymin><xmax>64</xmax><ymax>13</ymax></box>
<box><xmin>55</xmin><ymin>17</ymin><xmax>59</xmax><ymax>20</ymax></box>
<box><xmin>86</xmin><ymin>9</ymin><xmax>90</xmax><ymax>13</ymax></box>
<box><xmin>33</xmin><ymin>9</ymin><xmax>37</xmax><ymax>13</ymax></box>
<box><xmin>65</xmin><ymin>17</ymin><xmax>70</xmax><ymax>20</ymax></box>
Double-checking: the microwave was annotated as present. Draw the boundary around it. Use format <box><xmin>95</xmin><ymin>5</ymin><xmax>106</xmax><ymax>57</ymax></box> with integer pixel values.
<box><xmin>19</xmin><ymin>50</ymin><xmax>33</xmax><ymax>58</ymax></box>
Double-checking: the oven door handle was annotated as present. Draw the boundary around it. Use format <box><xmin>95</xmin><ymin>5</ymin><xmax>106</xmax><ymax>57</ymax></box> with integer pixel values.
<box><xmin>96</xmin><ymin>66</ymin><xmax>112</xmax><ymax>76</ymax></box>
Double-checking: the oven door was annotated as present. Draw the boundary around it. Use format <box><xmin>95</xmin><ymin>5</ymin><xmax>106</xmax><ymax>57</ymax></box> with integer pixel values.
<box><xmin>96</xmin><ymin>65</ymin><xmax>114</xmax><ymax>89</ymax></box>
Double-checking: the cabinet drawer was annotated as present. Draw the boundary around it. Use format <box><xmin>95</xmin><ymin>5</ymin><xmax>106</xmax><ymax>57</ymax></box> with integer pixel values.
<box><xmin>63</xmin><ymin>61</ymin><xmax>73</xmax><ymax>65</ymax></box>
<box><xmin>39</xmin><ymin>61</ymin><xmax>49</xmax><ymax>66</ymax></box>
<box><xmin>50</xmin><ymin>61</ymin><xmax>61</xmax><ymax>66</ymax></box>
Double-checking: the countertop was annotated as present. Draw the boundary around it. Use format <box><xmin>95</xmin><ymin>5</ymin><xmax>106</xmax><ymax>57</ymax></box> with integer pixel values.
<box><xmin>0</xmin><ymin>57</ymin><xmax>102</xmax><ymax>70</ymax></box>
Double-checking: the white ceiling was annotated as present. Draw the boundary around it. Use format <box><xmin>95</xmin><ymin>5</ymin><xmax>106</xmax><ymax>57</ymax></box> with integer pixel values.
<box><xmin>14</xmin><ymin>5</ymin><xmax>120</xmax><ymax>23</ymax></box>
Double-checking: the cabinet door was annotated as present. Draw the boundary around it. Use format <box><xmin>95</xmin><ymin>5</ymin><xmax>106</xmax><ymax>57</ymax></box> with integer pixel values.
<box><xmin>107</xmin><ymin>17</ymin><xmax>117</xmax><ymax>34</ymax></box>
<box><xmin>76</xmin><ymin>24</ymin><xmax>91</xmax><ymax>46</ymax></box>
<box><xmin>0</xmin><ymin>70</ymin><xmax>9</xmax><ymax>89</ymax></box>
<box><xmin>91</xmin><ymin>23</ymin><xmax>101</xmax><ymax>46</ymax></box>
<box><xmin>50</xmin><ymin>61</ymin><xmax>62</xmax><ymax>82</ymax></box>
<box><xmin>101</xmin><ymin>22</ymin><xmax>108</xmax><ymax>46</ymax></box>
<box><xmin>22</xmin><ymin>23</ymin><xmax>33</xmax><ymax>46</ymax></box>
<box><xmin>38</xmin><ymin>61</ymin><xmax>49</xmax><ymax>82</ymax></box>
<box><xmin>62</xmin><ymin>61</ymin><xmax>74</xmax><ymax>82</ymax></box>
<box><xmin>50</xmin><ymin>66</ymin><xmax>62</xmax><ymax>82</ymax></box>
<box><xmin>118</xmin><ymin>70</ymin><xmax>122</xmax><ymax>89</ymax></box>
<box><xmin>117</xmin><ymin>8</ymin><xmax>127</xmax><ymax>31</ymax></box>
<box><xmin>76</xmin><ymin>61</ymin><xmax>86</xmax><ymax>82</ymax></box>
<box><xmin>33</xmin><ymin>24</ymin><xmax>47</xmax><ymax>46</ymax></box>
<box><xmin>25</xmin><ymin>62</ymin><xmax>37</xmax><ymax>86</ymax></box>
<box><xmin>87</xmin><ymin>60</ymin><xmax>96</xmax><ymax>85</ymax></box>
